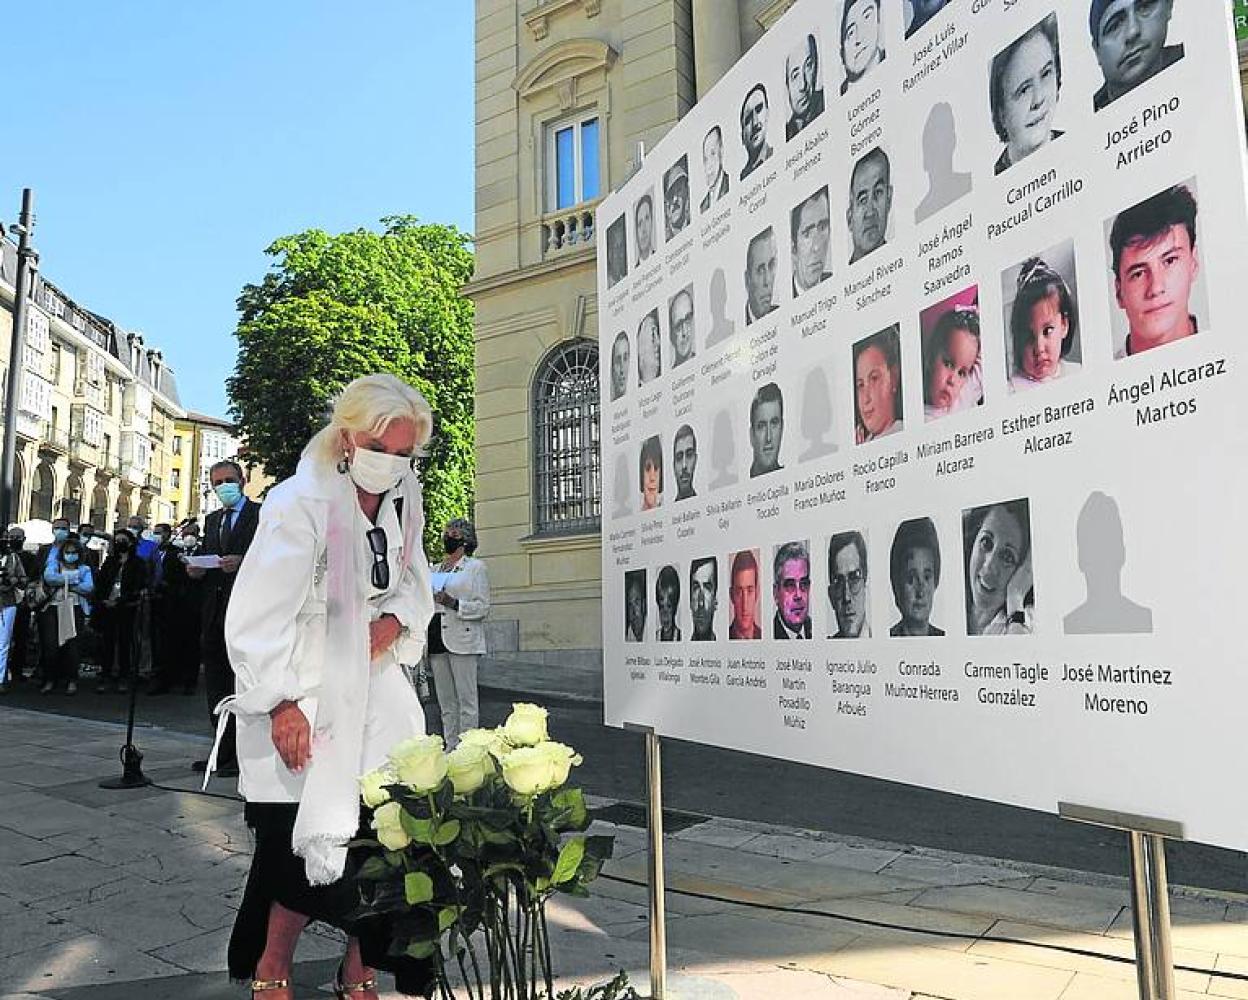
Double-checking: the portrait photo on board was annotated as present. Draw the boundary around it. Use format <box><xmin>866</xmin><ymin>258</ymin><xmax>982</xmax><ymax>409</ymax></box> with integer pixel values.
<box><xmin>1089</xmin><ymin>0</ymin><xmax>1184</xmax><ymax>112</ymax></box>
<box><xmin>668</xmin><ymin>284</ymin><xmax>696</xmax><ymax>369</ymax></box>
<box><xmin>708</xmin><ymin>405</ymin><xmax>741</xmax><ymax>492</ymax></box>
<box><xmin>636</xmin><ymin>307</ymin><xmax>663</xmax><ymax>385</ymax></box>
<box><xmin>655</xmin><ymin>564</ymin><xmax>683</xmax><ymax>642</ymax></box>
<box><xmin>1105</xmin><ymin>179</ymin><xmax>1206</xmax><ymax>360</ymax></box>
<box><xmin>744</xmin><ymin>225</ymin><xmax>781</xmax><ymax>325</ymax></box>
<box><xmin>921</xmin><ymin>286</ymin><xmax>984</xmax><ymax>422</ymax></box>
<box><xmin>791</xmin><ymin>185</ymin><xmax>833</xmax><ymax>298</ymax></box>
<box><xmin>798</xmin><ymin>360</ymin><xmax>840</xmax><ymax>462</ymax></box>
<box><xmin>785</xmin><ymin>30</ymin><xmax>826</xmax><ymax>140</ymax></box>
<box><xmin>748</xmin><ymin>382</ymin><xmax>785</xmax><ymax>478</ymax></box>
<box><xmin>915</xmin><ymin>102</ymin><xmax>972</xmax><ymax>223</ymax></box>
<box><xmin>1002</xmin><ymin>241</ymin><xmax>1082</xmax><ymax>391</ymax></box>
<box><xmin>609</xmin><ymin>330</ymin><xmax>630</xmax><ymax>402</ymax></box>
<box><xmin>839</xmin><ymin>0</ymin><xmax>885</xmax><ymax>96</ymax></box>
<box><xmin>739</xmin><ymin>82</ymin><xmax>774</xmax><ymax>180</ymax></box>
<box><xmin>905</xmin><ymin>0</ymin><xmax>951</xmax><ymax>40</ymax></box>
<box><xmin>624</xmin><ymin>568</ymin><xmax>647</xmax><ymax>643</ymax></box>
<box><xmin>700</xmin><ymin>124</ymin><xmax>731</xmax><ymax>212</ymax></box>
<box><xmin>606</xmin><ymin>214</ymin><xmax>629</xmax><ymax>289</ymax></box>
<box><xmin>639</xmin><ymin>434</ymin><xmax>663</xmax><ymax>512</ymax></box>
<box><xmin>847</xmin><ymin>146</ymin><xmax>893</xmax><ymax>264</ymax></box>
<box><xmin>705</xmin><ymin>267</ymin><xmax>738</xmax><ymax>347</ymax></box>
<box><xmin>663</xmin><ymin>156</ymin><xmax>692</xmax><ymax>242</ymax></box>
<box><xmin>1064</xmin><ymin>490</ymin><xmax>1153</xmax><ymax>635</ymax></box>
<box><xmin>962</xmin><ymin>498</ymin><xmax>1034</xmax><ymax>636</ymax></box>
<box><xmin>633</xmin><ymin>188</ymin><xmax>657</xmax><ymax>267</ymax></box>
<box><xmin>773</xmin><ymin>540</ymin><xmax>813</xmax><ymax>639</ymax></box>
<box><xmin>827</xmin><ymin>529</ymin><xmax>870</xmax><ymax>639</ymax></box>
<box><xmin>853</xmin><ymin>325</ymin><xmax>904</xmax><ymax>444</ymax></box>
<box><xmin>889</xmin><ymin>517</ymin><xmax>944</xmax><ymax>636</ymax></box>
<box><xmin>728</xmin><ymin>548</ymin><xmax>764</xmax><ymax>640</ymax></box>
<box><xmin>990</xmin><ymin>13</ymin><xmax>1064</xmax><ymax>176</ymax></box>
<box><xmin>689</xmin><ymin>555</ymin><xmax>719</xmax><ymax>641</ymax></box>
<box><xmin>672</xmin><ymin>423</ymin><xmax>699</xmax><ymax>502</ymax></box>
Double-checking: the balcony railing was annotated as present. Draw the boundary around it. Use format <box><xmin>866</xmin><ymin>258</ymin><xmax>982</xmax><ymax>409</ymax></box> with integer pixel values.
<box><xmin>96</xmin><ymin>454</ymin><xmax>122</xmax><ymax>477</ymax></box>
<box><xmin>149</xmin><ymin>421</ymin><xmax>166</xmax><ymax>442</ymax></box>
<box><xmin>143</xmin><ymin>474</ymin><xmax>162</xmax><ymax>493</ymax></box>
<box><xmin>37</xmin><ymin>424</ymin><xmax>69</xmax><ymax>455</ymax></box>
<box><xmin>540</xmin><ymin>198</ymin><xmax>600</xmax><ymax>258</ymax></box>
<box><xmin>69</xmin><ymin>437</ymin><xmax>99</xmax><ymax>467</ymax></box>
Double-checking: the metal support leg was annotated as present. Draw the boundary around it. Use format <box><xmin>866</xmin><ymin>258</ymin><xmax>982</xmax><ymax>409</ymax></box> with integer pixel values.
<box><xmin>1129</xmin><ymin>831</ymin><xmax>1175</xmax><ymax>1000</ymax></box>
<box><xmin>646</xmin><ymin>730</ymin><xmax>667</xmax><ymax>1000</ymax></box>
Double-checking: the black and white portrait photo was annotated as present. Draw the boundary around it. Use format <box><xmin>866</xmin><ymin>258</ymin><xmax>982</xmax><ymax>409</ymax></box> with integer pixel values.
<box><xmin>1089</xmin><ymin>0</ymin><xmax>1183</xmax><ymax>112</ymax></box>
<box><xmin>744</xmin><ymin>226</ymin><xmax>779</xmax><ymax>325</ymax></box>
<box><xmin>840</xmin><ymin>0</ymin><xmax>885</xmax><ymax>95</ymax></box>
<box><xmin>673</xmin><ymin>423</ymin><xmax>698</xmax><ymax>501</ymax></box>
<box><xmin>773</xmin><ymin>541</ymin><xmax>813</xmax><ymax>639</ymax></box>
<box><xmin>889</xmin><ymin>517</ymin><xmax>944</xmax><ymax>636</ymax></box>
<box><xmin>606</xmin><ymin>214</ymin><xmax>629</xmax><ymax>289</ymax></box>
<box><xmin>906</xmin><ymin>0</ymin><xmax>951</xmax><ymax>40</ymax></box>
<box><xmin>785</xmin><ymin>32</ymin><xmax>826</xmax><ymax>140</ymax></box>
<box><xmin>990</xmin><ymin>14</ymin><xmax>1063</xmax><ymax>176</ymax></box>
<box><xmin>636</xmin><ymin>308</ymin><xmax>662</xmax><ymax>386</ymax></box>
<box><xmin>847</xmin><ymin>146</ymin><xmax>892</xmax><ymax>264</ymax></box>
<box><xmin>701</xmin><ymin>125</ymin><xmax>730</xmax><ymax>212</ymax></box>
<box><xmin>609</xmin><ymin>330</ymin><xmax>630</xmax><ymax>402</ymax></box>
<box><xmin>1003</xmin><ymin>242</ymin><xmax>1082</xmax><ymax>391</ymax></box>
<box><xmin>827</xmin><ymin>530</ymin><xmax>870</xmax><ymax>639</ymax></box>
<box><xmin>663</xmin><ymin>156</ymin><xmax>691</xmax><ymax>241</ymax></box>
<box><xmin>655</xmin><ymin>565</ymin><xmax>682</xmax><ymax>642</ymax></box>
<box><xmin>962</xmin><ymin>498</ymin><xmax>1034</xmax><ymax>636</ymax></box>
<box><xmin>739</xmin><ymin>83</ymin><xmax>774</xmax><ymax>180</ymax></box>
<box><xmin>624</xmin><ymin>569</ymin><xmax>647</xmax><ymax>643</ymax></box>
<box><xmin>689</xmin><ymin>556</ymin><xmax>718</xmax><ymax>641</ymax></box>
<box><xmin>633</xmin><ymin>189</ymin><xmax>656</xmax><ymax>266</ymax></box>
<box><xmin>668</xmin><ymin>284</ymin><xmax>696</xmax><ymax>369</ymax></box>
<box><xmin>791</xmin><ymin>186</ymin><xmax>832</xmax><ymax>297</ymax></box>
<box><xmin>748</xmin><ymin>382</ymin><xmax>784</xmax><ymax>478</ymax></box>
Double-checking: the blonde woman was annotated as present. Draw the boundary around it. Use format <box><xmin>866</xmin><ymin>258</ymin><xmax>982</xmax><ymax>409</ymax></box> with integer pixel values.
<box><xmin>212</xmin><ymin>374</ymin><xmax>436</xmax><ymax>999</ymax></box>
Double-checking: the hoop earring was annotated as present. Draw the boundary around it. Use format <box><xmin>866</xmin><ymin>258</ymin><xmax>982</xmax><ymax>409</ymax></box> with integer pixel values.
<box><xmin>337</xmin><ymin>454</ymin><xmax>350</xmax><ymax>475</ymax></box>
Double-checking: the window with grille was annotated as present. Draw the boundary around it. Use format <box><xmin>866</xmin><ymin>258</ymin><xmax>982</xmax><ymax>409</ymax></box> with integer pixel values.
<box><xmin>533</xmin><ymin>341</ymin><xmax>601</xmax><ymax>535</ymax></box>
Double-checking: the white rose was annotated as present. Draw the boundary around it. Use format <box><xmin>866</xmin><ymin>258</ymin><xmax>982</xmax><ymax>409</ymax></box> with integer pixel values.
<box><xmin>501</xmin><ymin>745</ymin><xmax>558</xmax><ymax>796</ymax></box>
<box><xmin>359</xmin><ymin>767</ymin><xmax>394</xmax><ymax>808</ymax></box>
<box><xmin>502</xmin><ymin>703</ymin><xmax>549</xmax><ymax>747</ymax></box>
<box><xmin>446</xmin><ymin>743</ymin><xmax>495</xmax><ymax>796</ymax></box>
<box><xmin>388</xmin><ymin>734</ymin><xmax>449</xmax><ymax>793</ymax></box>
<box><xmin>459</xmin><ymin>727</ymin><xmax>510</xmax><ymax>761</ymax></box>
<box><xmin>535</xmin><ymin>741</ymin><xmax>583</xmax><ymax>789</ymax></box>
<box><xmin>372</xmin><ymin>801</ymin><xmax>411</xmax><ymax>851</ymax></box>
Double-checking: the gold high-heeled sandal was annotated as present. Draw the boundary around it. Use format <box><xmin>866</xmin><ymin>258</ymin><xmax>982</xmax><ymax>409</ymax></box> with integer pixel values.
<box><xmin>334</xmin><ymin>966</ymin><xmax>377</xmax><ymax>997</ymax></box>
<box><xmin>251</xmin><ymin>977</ymin><xmax>290</xmax><ymax>996</ymax></box>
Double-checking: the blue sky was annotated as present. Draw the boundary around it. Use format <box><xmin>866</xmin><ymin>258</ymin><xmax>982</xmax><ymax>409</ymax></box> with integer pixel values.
<box><xmin>2</xmin><ymin>3</ymin><xmax>474</xmax><ymax>417</ymax></box>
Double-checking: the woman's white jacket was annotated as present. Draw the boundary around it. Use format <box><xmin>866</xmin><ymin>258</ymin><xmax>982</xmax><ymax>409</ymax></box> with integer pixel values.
<box><xmin>435</xmin><ymin>556</ymin><xmax>491</xmax><ymax>656</ymax></box>
<box><xmin>222</xmin><ymin>461</ymin><xmax>432</xmax><ymax>804</ymax></box>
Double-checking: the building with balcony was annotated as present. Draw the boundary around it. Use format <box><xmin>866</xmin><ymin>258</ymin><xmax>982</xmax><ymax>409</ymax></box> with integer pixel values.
<box><xmin>0</xmin><ymin>239</ymin><xmax>186</xmax><ymax>531</ymax></box>
<box><xmin>169</xmin><ymin>412</ymin><xmax>272</xmax><ymax>524</ymax></box>
<box><xmin>467</xmin><ymin>0</ymin><xmax>780</xmax><ymax>688</ymax></box>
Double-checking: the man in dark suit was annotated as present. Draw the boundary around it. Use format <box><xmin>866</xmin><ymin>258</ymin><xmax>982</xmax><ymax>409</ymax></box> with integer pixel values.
<box><xmin>188</xmin><ymin>460</ymin><xmax>259</xmax><ymax>777</ymax></box>
<box><xmin>146</xmin><ymin>523</ymin><xmax>197</xmax><ymax>696</ymax></box>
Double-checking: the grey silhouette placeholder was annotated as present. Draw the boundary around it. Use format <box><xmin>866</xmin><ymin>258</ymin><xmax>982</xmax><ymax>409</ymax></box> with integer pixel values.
<box><xmin>915</xmin><ymin>102</ymin><xmax>972</xmax><ymax>224</ymax></box>
<box><xmin>611</xmin><ymin>452</ymin><xmax>633</xmax><ymax>519</ymax></box>
<box><xmin>709</xmin><ymin>407</ymin><xmax>739</xmax><ymax>491</ymax></box>
<box><xmin>1064</xmin><ymin>491</ymin><xmax>1152</xmax><ymax>635</ymax></box>
<box><xmin>799</xmin><ymin>366</ymin><xmax>839</xmax><ymax>462</ymax></box>
<box><xmin>706</xmin><ymin>268</ymin><xmax>737</xmax><ymax>347</ymax></box>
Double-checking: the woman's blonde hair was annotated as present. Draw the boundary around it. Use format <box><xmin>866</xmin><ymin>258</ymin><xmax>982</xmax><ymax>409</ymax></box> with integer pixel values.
<box><xmin>303</xmin><ymin>373</ymin><xmax>434</xmax><ymax>469</ymax></box>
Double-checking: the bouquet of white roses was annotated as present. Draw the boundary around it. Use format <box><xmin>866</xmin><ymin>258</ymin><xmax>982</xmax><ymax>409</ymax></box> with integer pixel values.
<box><xmin>352</xmin><ymin>703</ymin><xmax>614</xmax><ymax>1000</ymax></box>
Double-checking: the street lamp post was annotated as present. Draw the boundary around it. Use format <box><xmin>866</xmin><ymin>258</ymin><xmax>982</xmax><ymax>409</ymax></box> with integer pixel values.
<box><xmin>0</xmin><ymin>188</ymin><xmax>37</xmax><ymax>530</ymax></box>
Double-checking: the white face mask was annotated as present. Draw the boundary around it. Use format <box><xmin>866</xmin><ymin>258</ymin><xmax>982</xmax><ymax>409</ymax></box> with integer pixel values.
<box><xmin>348</xmin><ymin>448</ymin><xmax>411</xmax><ymax>495</ymax></box>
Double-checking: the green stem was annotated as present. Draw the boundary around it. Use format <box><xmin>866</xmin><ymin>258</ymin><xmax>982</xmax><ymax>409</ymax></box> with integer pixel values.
<box><xmin>538</xmin><ymin>902</ymin><xmax>555</xmax><ymax>1000</ymax></box>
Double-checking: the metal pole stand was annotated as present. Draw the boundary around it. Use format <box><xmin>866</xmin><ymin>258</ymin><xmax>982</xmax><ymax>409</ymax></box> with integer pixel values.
<box><xmin>645</xmin><ymin>730</ymin><xmax>667</xmax><ymax>1000</ymax></box>
<box><xmin>1060</xmin><ymin>803</ymin><xmax>1183</xmax><ymax>1000</ymax></box>
<box><xmin>99</xmin><ymin>619</ymin><xmax>150</xmax><ymax>790</ymax></box>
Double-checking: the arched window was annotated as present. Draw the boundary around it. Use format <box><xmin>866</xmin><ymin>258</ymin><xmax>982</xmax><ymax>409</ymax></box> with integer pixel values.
<box><xmin>532</xmin><ymin>340</ymin><xmax>600</xmax><ymax>534</ymax></box>
<box><xmin>29</xmin><ymin>462</ymin><xmax>55</xmax><ymax>521</ymax></box>
<box><xmin>61</xmin><ymin>473</ymin><xmax>84</xmax><ymax>525</ymax></box>
<box><xmin>89</xmin><ymin>484</ymin><xmax>109</xmax><ymax>528</ymax></box>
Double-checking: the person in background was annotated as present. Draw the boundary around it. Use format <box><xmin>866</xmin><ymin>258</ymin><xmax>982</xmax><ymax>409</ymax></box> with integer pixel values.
<box><xmin>35</xmin><ymin>518</ymin><xmax>72</xmax><ymax>690</ymax></box>
<box><xmin>5</xmin><ymin>527</ymin><xmax>37</xmax><ymax>687</ymax></box>
<box><xmin>188</xmin><ymin>460</ymin><xmax>260</xmax><ymax>778</ymax></box>
<box><xmin>93</xmin><ymin>528</ymin><xmax>147</xmax><ymax>694</ymax></box>
<box><xmin>0</xmin><ymin>533</ymin><xmax>28</xmax><ymax>693</ymax></box>
<box><xmin>430</xmin><ymin>518</ymin><xmax>491</xmax><ymax>749</ymax></box>
<box><xmin>173</xmin><ymin>522</ymin><xmax>204</xmax><ymax>693</ymax></box>
<box><xmin>77</xmin><ymin>522</ymin><xmax>105</xmax><ymax>571</ymax></box>
<box><xmin>147</xmin><ymin>523</ymin><xmax>194</xmax><ymax>695</ymax></box>
<box><xmin>41</xmin><ymin>536</ymin><xmax>93</xmax><ymax>695</ymax></box>
<box><xmin>127</xmin><ymin>515</ymin><xmax>159</xmax><ymax>562</ymax></box>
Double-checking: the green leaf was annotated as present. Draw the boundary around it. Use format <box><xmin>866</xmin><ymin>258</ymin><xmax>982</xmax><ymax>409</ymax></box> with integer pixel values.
<box><xmin>404</xmin><ymin>939</ymin><xmax>437</xmax><ymax>960</ymax></box>
<box><xmin>431</xmin><ymin>819</ymin><xmax>461</xmax><ymax>846</ymax></box>
<box><xmin>549</xmin><ymin>788</ymin><xmax>589</xmax><ymax>830</ymax></box>
<box><xmin>400</xmin><ymin>813</ymin><xmax>435</xmax><ymax>842</ymax></box>
<box><xmin>583</xmin><ymin>835</ymin><xmax>615</xmax><ymax>861</ymax></box>
<box><xmin>404</xmin><ymin>871</ymin><xmax>434</xmax><ymax>905</ymax></box>
<box><xmin>437</xmin><ymin>906</ymin><xmax>461</xmax><ymax>932</ymax></box>
<box><xmin>357</xmin><ymin>856</ymin><xmax>392</xmax><ymax>881</ymax></box>
<box><xmin>553</xmin><ymin>837</ymin><xmax>586</xmax><ymax>885</ymax></box>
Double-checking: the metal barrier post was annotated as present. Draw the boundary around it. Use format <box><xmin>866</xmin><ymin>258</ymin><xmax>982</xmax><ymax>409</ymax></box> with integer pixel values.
<box><xmin>645</xmin><ymin>729</ymin><xmax>667</xmax><ymax>999</ymax></box>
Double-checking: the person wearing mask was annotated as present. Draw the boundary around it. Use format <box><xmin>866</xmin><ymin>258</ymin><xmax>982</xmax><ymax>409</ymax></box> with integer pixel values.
<box><xmin>127</xmin><ymin>515</ymin><xmax>159</xmax><ymax>562</ymax></box>
<box><xmin>93</xmin><ymin>528</ymin><xmax>147</xmax><ymax>693</ymax></box>
<box><xmin>147</xmin><ymin>523</ymin><xmax>194</xmax><ymax>695</ymax></box>
<box><xmin>0</xmin><ymin>534</ymin><xmax>28</xmax><ymax>693</ymax></box>
<box><xmin>172</xmin><ymin>523</ymin><xmax>205</xmax><ymax>694</ymax></box>
<box><xmin>35</xmin><ymin>518</ymin><xmax>73</xmax><ymax>689</ymax></box>
<box><xmin>40</xmin><ymin>536</ymin><xmax>94</xmax><ymax>694</ymax></box>
<box><xmin>5</xmin><ymin>528</ymin><xmax>37</xmax><ymax>687</ymax></box>
<box><xmin>76</xmin><ymin>522</ymin><xmax>105</xmax><ymax>571</ymax></box>
<box><xmin>188</xmin><ymin>461</ymin><xmax>260</xmax><ymax>777</ymax></box>
<box><xmin>429</xmin><ymin>519</ymin><xmax>490</xmax><ymax>748</ymax></box>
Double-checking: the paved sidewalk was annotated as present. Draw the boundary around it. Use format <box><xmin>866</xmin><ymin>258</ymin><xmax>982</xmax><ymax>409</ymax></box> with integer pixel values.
<box><xmin>1</xmin><ymin>706</ymin><xmax>1246</xmax><ymax>999</ymax></box>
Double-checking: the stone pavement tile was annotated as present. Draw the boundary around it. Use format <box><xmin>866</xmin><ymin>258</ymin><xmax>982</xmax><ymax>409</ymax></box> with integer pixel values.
<box><xmin>0</xmin><ymin>906</ymin><xmax>86</xmax><ymax>961</ymax></box>
<box><xmin>0</xmin><ymin>854</ymin><xmax>127</xmax><ymax>903</ymax></box>
<box><xmin>114</xmin><ymin>840</ymin><xmax>240</xmax><ymax>885</ymax></box>
<box><xmin>805</xmin><ymin>891</ymin><xmax>998</xmax><ymax>942</ymax></box>
<box><xmin>639</xmin><ymin>909</ymin><xmax>860</xmax><ymax>963</ymax></box>
<box><xmin>170</xmin><ymin>812</ymin><xmax>253</xmax><ymax>853</ymax></box>
<box><xmin>147</xmin><ymin>920</ymin><xmax>344</xmax><ymax>974</ymax></box>
<box><xmin>881</xmin><ymin>854</ymin><xmax>1037</xmax><ymax>888</ymax></box>
<box><xmin>813</xmin><ymin>937</ymin><xmax>1076</xmax><ymax>1000</ymax></box>
<box><xmin>673</xmin><ymin>818</ymin><xmax>763</xmax><ymax>849</ymax></box>
<box><xmin>0</xmin><ymin>763</ymin><xmax>84</xmax><ymax>788</ymax></box>
<box><xmin>53</xmin><ymin>883</ymin><xmax>236</xmax><ymax>950</ymax></box>
<box><xmin>95</xmin><ymin>789</ymin><xmax>242</xmax><ymax>830</ymax></box>
<box><xmin>692</xmin><ymin>968</ymin><xmax>911</xmax><ymax>999</ymax></box>
<box><xmin>908</xmin><ymin>883</ymin><xmax>1122</xmax><ymax>934</ymax></box>
<box><xmin>969</xmin><ymin>918</ymin><xmax>1213</xmax><ymax>992</ymax></box>
<box><xmin>0</xmin><ymin>933</ymin><xmax>187</xmax><ymax>993</ymax></box>
<box><xmin>593</xmin><ymin>871</ymin><xmax>744</xmax><ymax>917</ymax></box>
<box><xmin>738</xmin><ymin>831</ymin><xmax>845</xmax><ymax>863</ymax></box>
<box><xmin>821</xmin><ymin>843</ymin><xmax>909</xmax><ymax>875</ymax></box>
<box><xmin>40</xmin><ymin>823</ymin><xmax>181</xmax><ymax>867</ymax></box>
<box><xmin>1106</xmin><ymin>904</ymin><xmax>1248</xmax><ymax>958</ymax></box>
<box><xmin>23</xmin><ymin>875</ymin><xmax>137</xmax><ymax>915</ymax></box>
<box><xmin>0</xmin><ymin>795</ymin><xmax>127</xmax><ymax>839</ymax></box>
<box><xmin>546</xmin><ymin>887</ymin><xmax>653</xmax><ymax>936</ymax></box>
<box><xmin>1210</xmin><ymin>953</ymin><xmax>1248</xmax><ymax>999</ymax></box>
<box><xmin>0</xmin><ymin>826</ymin><xmax>63</xmax><ymax>866</ymax></box>
<box><xmin>1055</xmin><ymin>970</ymin><xmax>1207</xmax><ymax>999</ymax></box>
